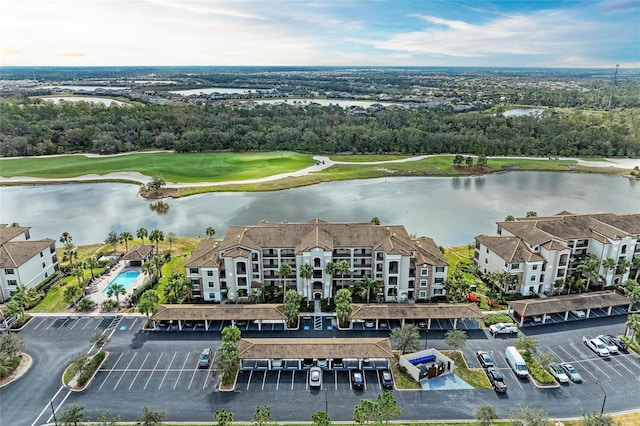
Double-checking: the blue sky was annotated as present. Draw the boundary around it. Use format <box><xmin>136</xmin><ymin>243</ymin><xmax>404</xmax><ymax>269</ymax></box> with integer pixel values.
<box><xmin>1</xmin><ymin>0</ymin><xmax>638</xmax><ymax>68</ymax></box>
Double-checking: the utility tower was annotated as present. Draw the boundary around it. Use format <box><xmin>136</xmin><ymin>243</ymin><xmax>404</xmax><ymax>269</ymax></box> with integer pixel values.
<box><xmin>607</xmin><ymin>64</ymin><xmax>619</xmax><ymax>110</ymax></box>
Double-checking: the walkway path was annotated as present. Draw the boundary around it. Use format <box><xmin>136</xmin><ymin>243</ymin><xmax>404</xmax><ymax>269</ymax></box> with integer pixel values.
<box><xmin>1</xmin><ymin>154</ymin><xmax>637</xmax><ymax>188</ymax></box>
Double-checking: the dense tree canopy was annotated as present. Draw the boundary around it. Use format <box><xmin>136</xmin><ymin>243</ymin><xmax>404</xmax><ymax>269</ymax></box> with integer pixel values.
<box><xmin>0</xmin><ymin>99</ymin><xmax>638</xmax><ymax>158</ymax></box>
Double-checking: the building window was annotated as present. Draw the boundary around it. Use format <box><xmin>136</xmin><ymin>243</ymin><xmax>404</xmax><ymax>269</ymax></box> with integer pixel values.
<box><xmin>540</xmin><ymin>274</ymin><xmax>545</xmax><ymax>282</ymax></box>
<box><xmin>486</xmin><ymin>248</ymin><xmax>489</xmax><ymax>254</ymax></box>
<box><xmin>420</xmin><ymin>268</ymin><xmax>428</xmax><ymax>276</ymax></box>
<box><xmin>208</xmin><ymin>293</ymin><xmax>215</xmax><ymax>299</ymax></box>
<box><xmin>45</xmin><ymin>272</ymin><xmax>48</xmax><ymax>278</ymax></box>
<box><xmin>532</xmin><ymin>265</ymin><xmax>538</xmax><ymax>271</ymax></box>
<box><xmin>40</xmin><ymin>252</ymin><xmax>44</xmax><ymax>258</ymax></box>
<box><xmin>485</xmin><ymin>259</ymin><xmax>488</xmax><ymax>264</ymax></box>
<box><xmin>208</xmin><ymin>282</ymin><xmax>215</xmax><ymax>288</ymax></box>
<box><xmin>435</xmin><ymin>266</ymin><xmax>445</xmax><ymax>273</ymax></box>
<box><xmin>8</xmin><ymin>280</ymin><xmax>17</xmax><ymax>286</ymax></box>
<box><xmin>42</xmin><ymin>262</ymin><xmax>46</xmax><ymax>268</ymax></box>
<box><xmin>434</xmin><ymin>277</ymin><xmax>444</xmax><ymax>284</ymax></box>
<box><xmin>418</xmin><ymin>290</ymin><xmax>427</xmax><ymax>299</ymax></box>
<box><xmin>530</xmin><ymin>275</ymin><xmax>536</xmax><ymax>282</ymax></box>
<box><xmin>189</xmin><ymin>268</ymin><xmax>199</xmax><ymax>274</ymax></box>
<box><xmin>433</xmin><ymin>288</ymin><xmax>443</xmax><ymax>295</ymax></box>
<box><xmin>5</xmin><ymin>269</ymin><xmax>14</xmax><ymax>275</ymax></box>
<box><xmin>420</xmin><ymin>280</ymin><xmax>427</xmax><ymax>287</ymax></box>
<box><xmin>207</xmin><ymin>270</ymin><xmax>214</xmax><ymax>276</ymax></box>
<box><xmin>511</xmin><ymin>263</ymin><xmax>519</xmax><ymax>270</ymax></box>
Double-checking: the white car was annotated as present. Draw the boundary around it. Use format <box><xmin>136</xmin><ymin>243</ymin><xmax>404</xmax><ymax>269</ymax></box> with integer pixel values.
<box><xmin>597</xmin><ymin>335</ymin><xmax>619</xmax><ymax>354</ymax></box>
<box><xmin>309</xmin><ymin>366</ymin><xmax>322</xmax><ymax>388</ymax></box>
<box><xmin>571</xmin><ymin>310</ymin><xmax>586</xmax><ymax>318</ymax></box>
<box><xmin>548</xmin><ymin>363</ymin><xmax>569</xmax><ymax>383</ymax></box>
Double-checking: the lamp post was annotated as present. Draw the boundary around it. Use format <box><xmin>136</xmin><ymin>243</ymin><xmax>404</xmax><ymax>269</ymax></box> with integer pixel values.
<box><xmin>595</xmin><ymin>380</ymin><xmax>607</xmax><ymax>414</ymax></box>
<box><xmin>424</xmin><ymin>328</ymin><xmax>429</xmax><ymax>350</ymax></box>
<box><xmin>50</xmin><ymin>399</ymin><xmax>58</xmax><ymax>426</ymax></box>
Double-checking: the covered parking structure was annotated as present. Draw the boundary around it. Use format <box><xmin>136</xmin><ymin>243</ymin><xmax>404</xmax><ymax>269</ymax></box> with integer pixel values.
<box><xmin>150</xmin><ymin>304</ymin><xmax>287</xmax><ymax>331</ymax></box>
<box><xmin>508</xmin><ymin>291</ymin><xmax>635</xmax><ymax>326</ymax></box>
<box><xmin>347</xmin><ymin>303</ymin><xmax>483</xmax><ymax>330</ymax></box>
<box><xmin>238</xmin><ymin>337</ymin><xmax>393</xmax><ymax>370</ymax></box>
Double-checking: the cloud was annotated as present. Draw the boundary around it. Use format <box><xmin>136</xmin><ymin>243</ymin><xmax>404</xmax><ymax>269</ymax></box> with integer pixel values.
<box><xmin>60</xmin><ymin>53</ymin><xmax>86</xmax><ymax>57</ymax></box>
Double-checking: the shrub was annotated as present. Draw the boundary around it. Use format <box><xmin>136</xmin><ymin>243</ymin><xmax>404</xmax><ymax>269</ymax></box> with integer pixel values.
<box><xmin>101</xmin><ymin>299</ymin><xmax>118</xmax><ymax>312</ymax></box>
<box><xmin>10</xmin><ymin>314</ymin><xmax>32</xmax><ymax>329</ymax></box>
<box><xmin>483</xmin><ymin>313</ymin><xmax>513</xmax><ymax>326</ymax></box>
<box><xmin>0</xmin><ymin>356</ymin><xmax>21</xmax><ymax>379</ymax></box>
<box><xmin>320</xmin><ymin>299</ymin><xmax>335</xmax><ymax>312</ymax></box>
<box><xmin>77</xmin><ymin>298</ymin><xmax>96</xmax><ymax>312</ymax></box>
<box><xmin>75</xmin><ymin>351</ymin><xmax>106</xmax><ymax>387</ymax></box>
<box><xmin>521</xmin><ymin>351</ymin><xmax>555</xmax><ymax>385</ymax></box>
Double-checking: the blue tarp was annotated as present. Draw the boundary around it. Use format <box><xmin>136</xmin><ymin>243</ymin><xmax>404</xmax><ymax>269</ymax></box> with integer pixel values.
<box><xmin>409</xmin><ymin>355</ymin><xmax>436</xmax><ymax>365</ymax></box>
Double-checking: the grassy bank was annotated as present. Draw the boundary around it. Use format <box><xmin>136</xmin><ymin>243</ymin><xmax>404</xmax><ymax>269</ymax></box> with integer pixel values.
<box><xmin>0</xmin><ymin>151</ymin><xmax>315</xmax><ymax>182</ymax></box>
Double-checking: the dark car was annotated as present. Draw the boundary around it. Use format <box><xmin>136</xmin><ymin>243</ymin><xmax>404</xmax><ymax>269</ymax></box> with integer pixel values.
<box><xmin>351</xmin><ymin>369</ymin><xmax>364</xmax><ymax>390</ymax></box>
<box><xmin>605</xmin><ymin>335</ymin><xmax>628</xmax><ymax>352</ymax></box>
<box><xmin>380</xmin><ymin>370</ymin><xmax>394</xmax><ymax>389</ymax></box>
<box><xmin>476</xmin><ymin>351</ymin><xmax>494</xmax><ymax>368</ymax></box>
<box><xmin>198</xmin><ymin>348</ymin><xmax>212</xmax><ymax>368</ymax></box>
<box><xmin>486</xmin><ymin>367</ymin><xmax>507</xmax><ymax>393</ymax></box>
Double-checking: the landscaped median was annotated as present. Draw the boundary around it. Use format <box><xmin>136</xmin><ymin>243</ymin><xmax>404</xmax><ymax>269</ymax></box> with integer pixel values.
<box><xmin>63</xmin><ymin>351</ymin><xmax>108</xmax><ymax>391</ymax></box>
<box><xmin>521</xmin><ymin>351</ymin><xmax>557</xmax><ymax>388</ymax></box>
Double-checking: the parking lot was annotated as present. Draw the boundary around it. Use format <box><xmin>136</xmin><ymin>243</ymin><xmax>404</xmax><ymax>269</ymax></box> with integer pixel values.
<box><xmin>517</xmin><ymin>306</ymin><xmax>629</xmax><ymax>328</ymax></box>
<box><xmin>351</xmin><ymin>317</ymin><xmax>480</xmax><ymax>331</ymax></box>
<box><xmin>235</xmin><ymin>368</ymin><xmax>387</xmax><ymax>392</ymax></box>
<box><xmin>94</xmin><ymin>349</ymin><xmax>218</xmax><ymax>392</ymax></box>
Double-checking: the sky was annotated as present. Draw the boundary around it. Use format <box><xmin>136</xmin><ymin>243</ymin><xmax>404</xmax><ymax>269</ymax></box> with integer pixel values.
<box><xmin>1</xmin><ymin>0</ymin><xmax>639</xmax><ymax>68</ymax></box>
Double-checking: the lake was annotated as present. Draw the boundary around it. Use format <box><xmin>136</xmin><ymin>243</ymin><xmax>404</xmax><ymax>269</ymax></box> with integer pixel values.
<box><xmin>170</xmin><ymin>87</ymin><xmax>273</xmax><ymax>95</ymax></box>
<box><xmin>248</xmin><ymin>99</ymin><xmax>400</xmax><ymax>108</ymax></box>
<box><xmin>0</xmin><ymin>172</ymin><xmax>637</xmax><ymax>247</ymax></box>
<box><xmin>36</xmin><ymin>96</ymin><xmax>128</xmax><ymax>106</ymax></box>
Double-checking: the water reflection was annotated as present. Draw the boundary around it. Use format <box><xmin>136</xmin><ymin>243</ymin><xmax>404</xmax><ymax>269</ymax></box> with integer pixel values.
<box><xmin>0</xmin><ymin>172</ymin><xmax>638</xmax><ymax>247</ymax></box>
<box><xmin>149</xmin><ymin>201</ymin><xmax>170</xmax><ymax>214</ymax></box>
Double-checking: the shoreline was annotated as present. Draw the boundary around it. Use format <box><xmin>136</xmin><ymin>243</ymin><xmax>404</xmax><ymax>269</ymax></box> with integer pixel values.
<box><xmin>1</xmin><ymin>154</ymin><xmax>638</xmax><ymax>199</ymax></box>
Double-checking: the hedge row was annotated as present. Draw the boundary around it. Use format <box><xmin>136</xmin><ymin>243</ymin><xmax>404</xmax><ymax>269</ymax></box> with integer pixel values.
<box><xmin>76</xmin><ymin>351</ymin><xmax>106</xmax><ymax>387</ymax></box>
<box><xmin>521</xmin><ymin>351</ymin><xmax>555</xmax><ymax>385</ymax></box>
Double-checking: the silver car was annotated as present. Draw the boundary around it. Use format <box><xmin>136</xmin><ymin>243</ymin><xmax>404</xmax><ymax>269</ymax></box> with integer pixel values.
<box><xmin>548</xmin><ymin>363</ymin><xmax>569</xmax><ymax>383</ymax></box>
<box><xmin>309</xmin><ymin>366</ymin><xmax>322</xmax><ymax>388</ymax></box>
<box><xmin>560</xmin><ymin>362</ymin><xmax>583</xmax><ymax>383</ymax></box>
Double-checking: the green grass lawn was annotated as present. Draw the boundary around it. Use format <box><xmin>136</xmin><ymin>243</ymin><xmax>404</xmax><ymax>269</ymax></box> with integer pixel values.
<box><xmin>443</xmin><ymin>350</ymin><xmax>491</xmax><ymax>389</ymax></box>
<box><xmin>0</xmin><ymin>151</ymin><xmax>315</xmax><ymax>183</ymax></box>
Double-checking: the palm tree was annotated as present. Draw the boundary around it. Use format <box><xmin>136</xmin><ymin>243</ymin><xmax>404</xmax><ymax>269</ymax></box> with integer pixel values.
<box><xmin>325</xmin><ymin>261</ymin><xmax>337</xmax><ymax>300</ymax></box>
<box><xmin>631</xmin><ymin>256</ymin><xmax>640</xmax><ymax>281</ymax></box>
<box><xmin>142</xmin><ymin>260</ymin><xmax>158</xmax><ymax>280</ymax></box>
<box><xmin>166</xmin><ymin>232</ymin><xmax>177</xmax><ymax>251</ymax></box>
<box><xmin>336</xmin><ymin>260</ymin><xmax>351</xmax><ymax>289</ymax></box>
<box><xmin>136</xmin><ymin>227</ymin><xmax>148</xmax><ymax>245</ymax></box>
<box><xmin>601</xmin><ymin>257</ymin><xmax>616</xmax><ymax>288</ymax></box>
<box><xmin>105</xmin><ymin>231</ymin><xmax>119</xmax><ymax>252</ymax></box>
<box><xmin>206</xmin><ymin>227</ymin><xmax>216</xmax><ymax>239</ymax></box>
<box><xmin>73</xmin><ymin>264</ymin><xmax>85</xmax><ymax>287</ymax></box>
<box><xmin>299</xmin><ymin>263</ymin><xmax>313</xmax><ymax>304</ymax></box>
<box><xmin>576</xmin><ymin>254</ymin><xmax>602</xmax><ymax>291</ymax></box>
<box><xmin>356</xmin><ymin>275</ymin><xmax>378</xmax><ymax>304</ymax></box>
<box><xmin>149</xmin><ymin>229</ymin><xmax>164</xmax><ymax>253</ymax></box>
<box><xmin>85</xmin><ymin>256</ymin><xmax>100</xmax><ymax>279</ymax></box>
<box><xmin>138</xmin><ymin>290</ymin><xmax>160</xmax><ymax>320</ymax></box>
<box><xmin>625</xmin><ymin>314</ymin><xmax>640</xmax><ymax>343</ymax></box>
<box><xmin>59</xmin><ymin>232</ymin><xmax>76</xmax><ymax>265</ymax></box>
<box><xmin>151</xmin><ymin>255</ymin><xmax>164</xmax><ymax>278</ymax></box>
<box><xmin>278</xmin><ymin>262</ymin><xmax>292</xmax><ymax>302</ymax></box>
<box><xmin>163</xmin><ymin>272</ymin><xmax>190</xmax><ymax>304</ymax></box>
<box><xmin>107</xmin><ymin>282</ymin><xmax>127</xmax><ymax>307</ymax></box>
<box><xmin>119</xmin><ymin>231</ymin><xmax>133</xmax><ymax>251</ymax></box>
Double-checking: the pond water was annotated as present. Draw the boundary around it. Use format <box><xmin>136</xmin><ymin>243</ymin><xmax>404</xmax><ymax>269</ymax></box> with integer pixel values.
<box><xmin>503</xmin><ymin>108</ymin><xmax>545</xmax><ymax>117</ymax></box>
<box><xmin>170</xmin><ymin>87</ymin><xmax>273</xmax><ymax>95</ymax></box>
<box><xmin>1</xmin><ymin>172</ymin><xmax>637</xmax><ymax>247</ymax></box>
<box><xmin>37</xmin><ymin>96</ymin><xmax>128</xmax><ymax>106</ymax></box>
<box><xmin>39</xmin><ymin>85</ymin><xmax>129</xmax><ymax>91</ymax></box>
<box><xmin>249</xmin><ymin>99</ymin><xmax>399</xmax><ymax>108</ymax></box>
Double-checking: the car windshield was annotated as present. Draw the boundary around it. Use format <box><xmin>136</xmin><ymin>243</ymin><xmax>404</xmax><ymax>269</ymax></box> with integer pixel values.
<box><xmin>491</xmin><ymin>370</ymin><xmax>503</xmax><ymax>379</ymax></box>
<box><xmin>311</xmin><ymin>372</ymin><xmax>320</xmax><ymax>381</ymax></box>
<box><xmin>383</xmin><ymin>372</ymin><xmax>391</xmax><ymax>380</ymax></box>
<box><xmin>566</xmin><ymin>365</ymin><xmax>576</xmax><ymax>373</ymax></box>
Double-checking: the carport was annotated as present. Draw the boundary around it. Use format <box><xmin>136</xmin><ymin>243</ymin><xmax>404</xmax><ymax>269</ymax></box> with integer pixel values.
<box><xmin>347</xmin><ymin>303</ymin><xmax>483</xmax><ymax>330</ymax></box>
<box><xmin>508</xmin><ymin>291</ymin><xmax>634</xmax><ymax>326</ymax></box>
<box><xmin>150</xmin><ymin>304</ymin><xmax>287</xmax><ymax>331</ymax></box>
<box><xmin>238</xmin><ymin>337</ymin><xmax>393</xmax><ymax>370</ymax></box>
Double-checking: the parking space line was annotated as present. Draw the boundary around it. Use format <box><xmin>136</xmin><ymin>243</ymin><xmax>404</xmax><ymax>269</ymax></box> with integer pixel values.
<box><xmin>159</xmin><ymin>352</ymin><xmax>177</xmax><ymax>390</ymax></box>
<box><xmin>291</xmin><ymin>370</ymin><xmax>295</xmax><ymax>390</ymax></box>
<box><xmin>31</xmin><ymin>317</ymin><xmax>46</xmax><ymax>330</ymax></box>
<box><xmin>173</xmin><ymin>353</ymin><xmax>190</xmax><ymax>390</ymax></box>
<box><xmin>113</xmin><ymin>353</ymin><xmax>137</xmax><ymax>390</ymax></box>
<box><xmin>57</xmin><ymin>317</ymin><xmax>70</xmax><ymax>329</ymax></box>
<box><xmin>202</xmin><ymin>351</ymin><xmax>216</xmax><ymax>390</ymax></box>
<box><xmin>68</xmin><ymin>318</ymin><xmax>80</xmax><ymax>330</ymax></box>
<box><xmin>187</xmin><ymin>363</ymin><xmax>199</xmax><ymax>390</ymax></box>
<box><xmin>99</xmin><ymin>352</ymin><xmax>124</xmax><ymax>390</ymax></box>
<box><xmin>81</xmin><ymin>318</ymin><xmax>94</xmax><ymax>330</ymax></box>
<box><xmin>610</xmin><ymin>356</ymin><xmax>637</xmax><ymax>376</ymax></box>
<box><xmin>246</xmin><ymin>370</ymin><xmax>253</xmax><ymax>391</ymax></box>
<box><xmin>45</xmin><ymin>319</ymin><xmax>57</xmax><ymax>330</ymax></box>
<box><xmin>262</xmin><ymin>370</ymin><xmax>267</xmax><ymax>390</ymax></box>
<box><xmin>128</xmin><ymin>352</ymin><xmax>150</xmax><ymax>390</ymax></box>
<box><xmin>94</xmin><ymin>318</ymin><xmax>104</xmax><ymax>329</ymax></box>
<box><xmin>143</xmin><ymin>353</ymin><xmax>164</xmax><ymax>390</ymax></box>
<box><xmin>276</xmin><ymin>370</ymin><xmax>281</xmax><ymax>390</ymax></box>
<box><xmin>334</xmin><ymin>371</ymin><xmax>338</xmax><ymax>391</ymax></box>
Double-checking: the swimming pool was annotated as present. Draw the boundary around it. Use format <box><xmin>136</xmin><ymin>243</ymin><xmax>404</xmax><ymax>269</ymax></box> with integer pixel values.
<box><xmin>102</xmin><ymin>270</ymin><xmax>140</xmax><ymax>295</ymax></box>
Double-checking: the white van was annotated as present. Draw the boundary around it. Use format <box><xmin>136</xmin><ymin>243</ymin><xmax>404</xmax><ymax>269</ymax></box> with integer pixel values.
<box><xmin>505</xmin><ymin>346</ymin><xmax>528</xmax><ymax>379</ymax></box>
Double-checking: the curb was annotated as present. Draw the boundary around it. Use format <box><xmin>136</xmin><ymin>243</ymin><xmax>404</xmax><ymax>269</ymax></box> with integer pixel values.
<box><xmin>0</xmin><ymin>353</ymin><xmax>32</xmax><ymax>388</ymax></box>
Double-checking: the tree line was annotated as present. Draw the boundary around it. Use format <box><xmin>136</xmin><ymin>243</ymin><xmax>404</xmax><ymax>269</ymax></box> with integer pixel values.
<box><xmin>1</xmin><ymin>98</ymin><xmax>638</xmax><ymax>158</ymax></box>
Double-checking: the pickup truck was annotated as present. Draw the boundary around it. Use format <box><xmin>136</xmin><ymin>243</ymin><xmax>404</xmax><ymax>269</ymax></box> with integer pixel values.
<box><xmin>582</xmin><ymin>336</ymin><xmax>610</xmax><ymax>357</ymax></box>
<box><xmin>489</xmin><ymin>322</ymin><xmax>518</xmax><ymax>336</ymax></box>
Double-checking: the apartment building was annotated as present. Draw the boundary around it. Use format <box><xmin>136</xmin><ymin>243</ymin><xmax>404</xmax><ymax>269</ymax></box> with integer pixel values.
<box><xmin>0</xmin><ymin>224</ymin><xmax>58</xmax><ymax>302</ymax></box>
<box><xmin>185</xmin><ymin>219</ymin><xmax>448</xmax><ymax>303</ymax></box>
<box><xmin>474</xmin><ymin>212</ymin><xmax>640</xmax><ymax>296</ymax></box>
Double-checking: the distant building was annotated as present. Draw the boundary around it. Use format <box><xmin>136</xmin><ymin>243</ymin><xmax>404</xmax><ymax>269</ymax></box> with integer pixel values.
<box><xmin>0</xmin><ymin>224</ymin><xmax>58</xmax><ymax>301</ymax></box>
<box><xmin>474</xmin><ymin>212</ymin><xmax>640</xmax><ymax>296</ymax></box>
<box><xmin>185</xmin><ymin>219</ymin><xmax>448</xmax><ymax>303</ymax></box>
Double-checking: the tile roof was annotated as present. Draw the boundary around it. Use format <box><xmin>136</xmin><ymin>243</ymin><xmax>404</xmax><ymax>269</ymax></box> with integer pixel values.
<box><xmin>508</xmin><ymin>292</ymin><xmax>633</xmax><ymax>316</ymax></box>
<box><xmin>0</xmin><ymin>239</ymin><xmax>55</xmax><ymax>268</ymax></box>
<box><xmin>0</xmin><ymin>224</ymin><xmax>30</xmax><ymax>245</ymax></box>
<box><xmin>121</xmin><ymin>244</ymin><xmax>154</xmax><ymax>261</ymax></box>
<box><xmin>475</xmin><ymin>235</ymin><xmax>545</xmax><ymax>263</ymax></box>
<box><xmin>238</xmin><ymin>337</ymin><xmax>393</xmax><ymax>360</ymax></box>
<box><xmin>349</xmin><ymin>303</ymin><xmax>483</xmax><ymax>319</ymax></box>
<box><xmin>150</xmin><ymin>303</ymin><xmax>287</xmax><ymax>321</ymax></box>
<box><xmin>185</xmin><ymin>239</ymin><xmax>222</xmax><ymax>268</ymax></box>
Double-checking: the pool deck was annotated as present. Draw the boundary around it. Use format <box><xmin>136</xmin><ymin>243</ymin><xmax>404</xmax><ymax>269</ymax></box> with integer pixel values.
<box><xmin>87</xmin><ymin>261</ymin><xmax>147</xmax><ymax>307</ymax></box>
